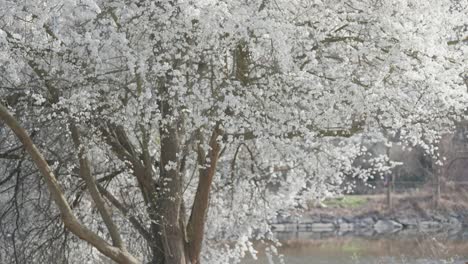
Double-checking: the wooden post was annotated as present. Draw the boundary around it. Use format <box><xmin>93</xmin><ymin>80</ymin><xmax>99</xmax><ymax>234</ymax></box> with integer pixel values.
<box><xmin>386</xmin><ymin>173</ymin><xmax>393</xmax><ymax>209</ymax></box>
<box><xmin>434</xmin><ymin>165</ymin><xmax>441</xmax><ymax>209</ymax></box>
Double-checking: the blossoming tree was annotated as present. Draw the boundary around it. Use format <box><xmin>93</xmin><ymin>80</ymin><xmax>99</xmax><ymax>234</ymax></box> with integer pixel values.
<box><xmin>0</xmin><ymin>0</ymin><xmax>466</xmax><ymax>263</ymax></box>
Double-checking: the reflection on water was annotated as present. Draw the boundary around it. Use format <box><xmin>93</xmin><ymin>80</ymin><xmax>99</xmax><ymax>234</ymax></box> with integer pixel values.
<box><xmin>242</xmin><ymin>256</ymin><xmax>467</xmax><ymax>264</ymax></box>
<box><xmin>242</xmin><ymin>231</ymin><xmax>468</xmax><ymax>264</ymax></box>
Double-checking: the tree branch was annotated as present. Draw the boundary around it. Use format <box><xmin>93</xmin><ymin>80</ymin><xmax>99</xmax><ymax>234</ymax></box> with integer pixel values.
<box><xmin>96</xmin><ymin>184</ymin><xmax>152</xmax><ymax>242</ymax></box>
<box><xmin>186</xmin><ymin>123</ymin><xmax>223</xmax><ymax>263</ymax></box>
<box><xmin>0</xmin><ymin>103</ymin><xmax>140</xmax><ymax>264</ymax></box>
<box><xmin>70</xmin><ymin>122</ymin><xmax>125</xmax><ymax>249</ymax></box>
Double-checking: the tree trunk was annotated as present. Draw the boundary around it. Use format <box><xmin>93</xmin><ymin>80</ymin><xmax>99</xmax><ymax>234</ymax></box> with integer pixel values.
<box><xmin>153</xmin><ymin>76</ymin><xmax>188</xmax><ymax>263</ymax></box>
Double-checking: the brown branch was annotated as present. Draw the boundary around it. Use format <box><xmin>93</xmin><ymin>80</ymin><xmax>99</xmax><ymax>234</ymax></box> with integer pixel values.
<box><xmin>71</xmin><ymin>169</ymin><xmax>124</xmax><ymax>209</ymax></box>
<box><xmin>226</xmin><ymin>120</ymin><xmax>364</xmax><ymax>141</ymax></box>
<box><xmin>229</xmin><ymin>143</ymin><xmax>257</xmax><ymax>186</ymax></box>
<box><xmin>186</xmin><ymin>123</ymin><xmax>224</xmax><ymax>264</ymax></box>
<box><xmin>447</xmin><ymin>36</ymin><xmax>468</xmax><ymax>46</ymax></box>
<box><xmin>99</xmin><ymin>125</ymin><xmax>135</xmax><ymax>163</ymax></box>
<box><xmin>96</xmin><ymin>184</ymin><xmax>152</xmax><ymax>241</ymax></box>
<box><xmin>321</xmin><ymin>36</ymin><xmax>364</xmax><ymax>43</ymax></box>
<box><xmin>0</xmin><ymin>152</ymin><xmax>21</xmax><ymax>160</ymax></box>
<box><xmin>70</xmin><ymin>122</ymin><xmax>125</xmax><ymax>249</ymax></box>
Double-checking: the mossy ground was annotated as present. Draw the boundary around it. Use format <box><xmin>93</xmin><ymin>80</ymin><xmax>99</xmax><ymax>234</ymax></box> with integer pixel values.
<box><xmin>323</xmin><ymin>195</ymin><xmax>369</xmax><ymax>209</ymax></box>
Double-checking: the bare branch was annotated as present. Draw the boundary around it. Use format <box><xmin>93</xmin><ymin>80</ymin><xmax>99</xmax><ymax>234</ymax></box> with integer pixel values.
<box><xmin>0</xmin><ymin>102</ymin><xmax>140</xmax><ymax>264</ymax></box>
<box><xmin>96</xmin><ymin>184</ymin><xmax>152</xmax><ymax>242</ymax></box>
<box><xmin>70</xmin><ymin>122</ymin><xmax>125</xmax><ymax>249</ymax></box>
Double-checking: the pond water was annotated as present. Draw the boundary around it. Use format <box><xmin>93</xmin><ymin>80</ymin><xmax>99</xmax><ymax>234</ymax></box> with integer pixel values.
<box><xmin>241</xmin><ymin>230</ymin><xmax>468</xmax><ymax>264</ymax></box>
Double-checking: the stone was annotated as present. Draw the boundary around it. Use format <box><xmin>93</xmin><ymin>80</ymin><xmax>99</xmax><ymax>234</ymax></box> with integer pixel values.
<box><xmin>374</xmin><ymin>219</ymin><xmax>403</xmax><ymax>233</ymax></box>
<box><xmin>356</xmin><ymin>228</ymin><xmax>376</xmax><ymax>237</ymax></box>
<box><xmin>432</xmin><ymin>214</ymin><xmax>448</xmax><ymax>223</ymax></box>
<box><xmin>397</xmin><ymin>217</ymin><xmax>418</xmax><ymax>228</ymax></box>
<box><xmin>397</xmin><ymin>228</ymin><xmax>420</xmax><ymax>237</ymax></box>
<box><xmin>419</xmin><ymin>221</ymin><xmax>441</xmax><ymax>231</ymax></box>
<box><xmin>310</xmin><ymin>222</ymin><xmax>335</xmax><ymax>232</ymax></box>
<box><xmin>271</xmin><ymin>223</ymin><xmax>297</xmax><ymax>232</ymax></box>
<box><xmin>446</xmin><ymin>217</ymin><xmax>462</xmax><ymax>228</ymax></box>
<box><xmin>339</xmin><ymin>223</ymin><xmax>354</xmax><ymax>232</ymax></box>
<box><xmin>439</xmin><ymin>217</ymin><xmax>462</xmax><ymax>233</ymax></box>
<box><xmin>357</xmin><ymin>217</ymin><xmax>375</xmax><ymax>228</ymax></box>
<box><xmin>297</xmin><ymin>222</ymin><xmax>313</xmax><ymax>232</ymax></box>
<box><xmin>298</xmin><ymin>215</ymin><xmax>319</xmax><ymax>224</ymax></box>
<box><xmin>318</xmin><ymin>214</ymin><xmax>335</xmax><ymax>223</ymax></box>
<box><xmin>448</xmin><ymin>212</ymin><xmax>460</xmax><ymax>218</ymax></box>
<box><xmin>335</xmin><ymin>217</ymin><xmax>351</xmax><ymax>225</ymax></box>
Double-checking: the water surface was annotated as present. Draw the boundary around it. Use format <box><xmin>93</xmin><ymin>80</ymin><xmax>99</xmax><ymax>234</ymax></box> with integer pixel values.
<box><xmin>242</xmin><ymin>230</ymin><xmax>468</xmax><ymax>264</ymax></box>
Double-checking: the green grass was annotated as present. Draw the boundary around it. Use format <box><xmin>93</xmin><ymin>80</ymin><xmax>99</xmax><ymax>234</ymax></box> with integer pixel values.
<box><xmin>341</xmin><ymin>243</ymin><xmax>364</xmax><ymax>253</ymax></box>
<box><xmin>323</xmin><ymin>195</ymin><xmax>368</xmax><ymax>208</ymax></box>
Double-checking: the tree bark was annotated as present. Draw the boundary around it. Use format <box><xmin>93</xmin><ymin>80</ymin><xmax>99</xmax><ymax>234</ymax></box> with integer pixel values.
<box><xmin>153</xmin><ymin>75</ymin><xmax>188</xmax><ymax>263</ymax></box>
<box><xmin>186</xmin><ymin>125</ymin><xmax>223</xmax><ymax>264</ymax></box>
<box><xmin>155</xmin><ymin>125</ymin><xmax>187</xmax><ymax>264</ymax></box>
